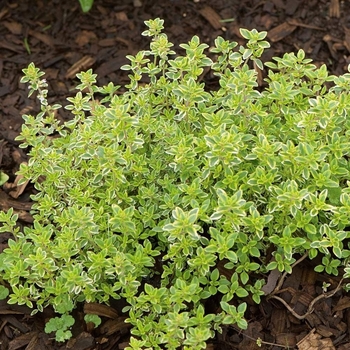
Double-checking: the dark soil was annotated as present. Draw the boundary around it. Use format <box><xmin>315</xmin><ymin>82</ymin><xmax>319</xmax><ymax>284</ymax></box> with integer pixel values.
<box><xmin>1</xmin><ymin>0</ymin><xmax>350</xmax><ymax>349</ymax></box>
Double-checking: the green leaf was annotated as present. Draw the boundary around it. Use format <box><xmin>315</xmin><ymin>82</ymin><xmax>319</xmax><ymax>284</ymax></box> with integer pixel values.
<box><xmin>266</xmin><ymin>261</ymin><xmax>277</xmax><ymax>271</ymax></box>
<box><xmin>84</xmin><ymin>314</ymin><xmax>102</xmax><ymax>327</ymax></box>
<box><xmin>237</xmin><ymin>318</ymin><xmax>248</xmax><ymax>329</ymax></box>
<box><xmin>218</xmin><ymin>284</ymin><xmax>229</xmax><ymax>294</ymax></box>
<box><xmin>237</xmin><ymin>303</ymin><xmax>247</xmax><ymax>314</ymax></box>
<box><xmin>210</xmin><ymin>268</ymin><xmax>219</xmax><ymax>281</ymax></box>
<box><xmin>328</xmin><ymin>187</ymin><xmax>341</xmax><ymax>205</ymax></box>
<box><xmin>236</xmin><ymin>287</ymin><xmax>249</xmax><ymax>298</ymax></box>
<box><xmin>239</xmin><ymin>28</ymin><xmax>251</xmax><ymax>40</ymax></box>
<box><xmin>78</xmin><ymin>0</ymin><xmax>94</xmax><ymax>12</ymax></box>
<box><xmin>188</xmin><ymin>208</ymin><xmax>199</xmax><ymax>224</ymax></box>
<box><xmin>210</xmin><ymin>211</ymin><xmax>223</xmax><ymax>220</ymax></box>
<box><xmin>256</xmin><ymin>31</ymin><xmax>267</xmax><ymax>40</ymax></box>
<box><xmin>254</xmin><ymin>58</ymin><xmax>263</xmax><ymax>70</ymax></box>
<box><xmin>226</xmin><ymin>251</ymin><xmax>238</xmax><ymax>263</ymax></box>
<box><xmin>55</xmin><ymin>329</ymin><xmax>72</xmax><ymax>342</ymax></box>
<box><xmin>242</xmin><ymin>49</ymin><xmax>253</xmax><ymax>60</ymax></box>
<box><xmin>240</xmin><ymin>271</ymin><xmax>249</xmax><ymax>285</ymax></box>
<box><xmin>314</xmin><ymin>265</ymin><xmax>325</xmax><ymax>273</ymax></box>
<box><xmin>333</xmin><ymin>247</ymin><xmax>343</xmax><ymax>259</ymax></box>
<box><xmin>0</xmin><ymin>172</ymin><xmax>9</xmax><ymax>186</ymax></box>
<box><xmin>0</xmin><ymin>285</ymin><xmax>9</xmax><ymax>300</ymax></box>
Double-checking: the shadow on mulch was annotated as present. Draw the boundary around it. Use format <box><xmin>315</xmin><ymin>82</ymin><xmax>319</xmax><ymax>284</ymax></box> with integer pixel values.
<box><xmin>1</xmin><ymin>0</ymin><xmax>350</xmax><ymax>349</ymax></box>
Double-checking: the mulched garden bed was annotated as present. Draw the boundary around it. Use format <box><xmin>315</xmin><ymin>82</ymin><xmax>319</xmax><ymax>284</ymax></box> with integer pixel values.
<box><xmin>1</xmin><ymin>0</ymin><xmax>350</xmax><ymax>349</ymax></box>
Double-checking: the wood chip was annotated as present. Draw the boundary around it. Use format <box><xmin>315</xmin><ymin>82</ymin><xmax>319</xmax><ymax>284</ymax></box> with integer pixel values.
<box><xmin>333</xmin><ymin>296</ymin><xmax>350</xmax><ymax>312</ymax></box>
<box><xmin>297</xmin><ymin>328</ymin><xmax>335</xmax><ymax>350</ymax></box>
<box><xmin>338</xmin><ymin>343</ymin><xmax>350</xmax><ymax>350</ymax></box>
<box><xmin>100</xmin><ymin>317</ymin><xmax>130</xmax><ymax>336</ymax></box>
<box><xmin>275</xmin><ymin>332</ymin><xmax>297</xmax><ymax>348</ymax></box>
<box><xmin>75</xmin><ymin>30</ymin><xmax>97</xmax><ymax>47</ymax></box>
<box><xmin>329</xmin><ymin>0</ymin><xmax>340</xmax><ymax>18</ymax></box>
<box><xmin>323</xmin><ymin>34</ymin><xmax>341</xmax><ymax>59</ymax></box>
<box><xmin>199</xmin><ymin>6</ymin><xmax>223</xmax><ymax>30</ymax></box>
<box><xmin>65</xmin><ymin>55</ymin><xmax>96</xmax><ymax>79</ymax></box>
<box><xmin>98</xmin><ymin>38</ymin><xmax>116</xmax><ymax>47</ymax></box>
<box><xmin>133</xmin><ymin>0</ymin><xmax>142</xmax><ymax>7</ymax></box>
<box><xmin>8</xmin><ymin>331</ymin><xmax>37</xmax><ymax>350</ymax></box>
<box><xmin>287</xmin><ymin>19</ymin><xmax>325</xmax><ymax>31</ymax></box>
<box><xmin>28</xmin><ymin>29</ymin><xmax>55</xmax><ymax>47</ymax></box>
<box><xmin>262</xmin><ymin>268</ymin><xmax>281</xmax><ymax>295</ymax></box>
<box><xmin>0</xmin><ymin>40</ymin><xmax>23</xmax><ymax>53</ymax></box>
<box><xmin>316</xmin><ymin>325</ymin><xmax>336</xmax><ymax>338</ymax></box>
<box><xmin>342</xmin><ymin>26</ymin><xmax>350</xmax><ymax>53</ymax></box>
<box><xmin>65</xmin><ymin>331</ymin><xmax>95</xmax><ymax>350</ymax></box>
<box><xmin>84</xmin><ymin>302</ymin><xmax>119</xmax><ymax>319</ymax></box>
<box><xmin>24</xmin><ymin>332</ymin><xmax>41</xmax><ymax>350</ymax></box>
<box><xmin>270</xmin><ymin>308</ymin><xmax>287</xmax><ymax>335</ymax></box>
<box><xmin>0</xmin><ymin>8</ymin><xmax>9</xmax><ymax>20</ymax></box>
<box><xmin>271</xmin><ymin>0</ymin><xmax>285</xmax><ymax>9</ymax></box>
<box><xmin>237</xmin><ymin>322</ymin><xmax>264</xmax><ymax>350</ymax></box>
<box><xmin>44</xmin><ymin>68</ymin><xmax>59</xmax><ymax>80</ymax></box>
<box><xmin>0</xmin><ymin>189</ymin><xmax>32</xmax><ymax>211</ymax></box>
<box><xmin>335</xmin><ymin>321</ymin><xmax>348</xmax><ymax>333</ymax></box>
<box><xmin>0</xmin><ymin>309</ymin><xmax>24</xmax><ymax>315</ymax></box>
<box><xmin>97</xmin><ymin>5</ymin><xmax>108</xmax><ymax>15</ymax></box>
<box><xmin>95</xmin><ymin>56</ymin><xmax>128</xmax><ymax>78</ymax></box>
<box><xmin>300</xmin><ymin>266</ymin><xmax>317</xmax><ymax>286</ymax></box>
<box><xmin>7</xmin><ymin>171</ymin><xmax>30</xmax><ymax>199</ymax></box>
<box><xmin>115</xmin><ymin>36</ymin><xmax>133</xmax><ymax>49</ymax></box>
<box><xmin>115</xmin><ymin>11</ymin><xmax>128</xmax><ymax>21</ymax></box>
<box><xmin>290</xmin><ymin>291</ymin><xmax>313</xmax><ymax>308</ymax></box>
<box><xmin>285</xmin><ymin>0</ymin><xmax>301</xmax><ymax>15</ymax></box>
<box><xmin>3</xmin><ymin>21</ymin><xmax>22</xmax><ymax>35</ymax></box>
<box><xmin>4</xmin><ymin>315</ymin><xmax>30</xmax><ymax>334</ymax></box>
<box><xmin>267</xmin><ymin>22</ymin><xmax>297</xmax><ymax>42</ymax></box>
<box><xmin>0</xmin><ymin>59</ymin><xmax>3</xmax><ymax>79</ymax></box>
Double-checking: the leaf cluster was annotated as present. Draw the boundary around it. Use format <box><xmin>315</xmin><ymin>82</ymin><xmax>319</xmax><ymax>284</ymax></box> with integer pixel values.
<box><xmin>2</xmin><ymin>17</ymin><xmax>350</xmax><ymax>349</ymax></box>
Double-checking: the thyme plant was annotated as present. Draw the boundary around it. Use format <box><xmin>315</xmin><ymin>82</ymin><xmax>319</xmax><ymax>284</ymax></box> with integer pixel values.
<box><xmin>1</xmin><ymin>17</ymin><xmax>350</xmax><ymax>349</ymax></box>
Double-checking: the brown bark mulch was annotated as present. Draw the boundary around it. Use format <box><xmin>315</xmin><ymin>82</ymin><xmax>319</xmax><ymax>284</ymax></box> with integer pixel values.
<box><xmin>1</xmin><ymin>0</ymin><xmax>350</xmax><ymax>349</ymax></box>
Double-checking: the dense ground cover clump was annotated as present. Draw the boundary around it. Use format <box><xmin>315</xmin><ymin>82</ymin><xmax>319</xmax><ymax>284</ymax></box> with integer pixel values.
<box><xmin>1</xmin><ymin>18</ymin><xmax>350</xmax><ymax>349</ymax></box>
